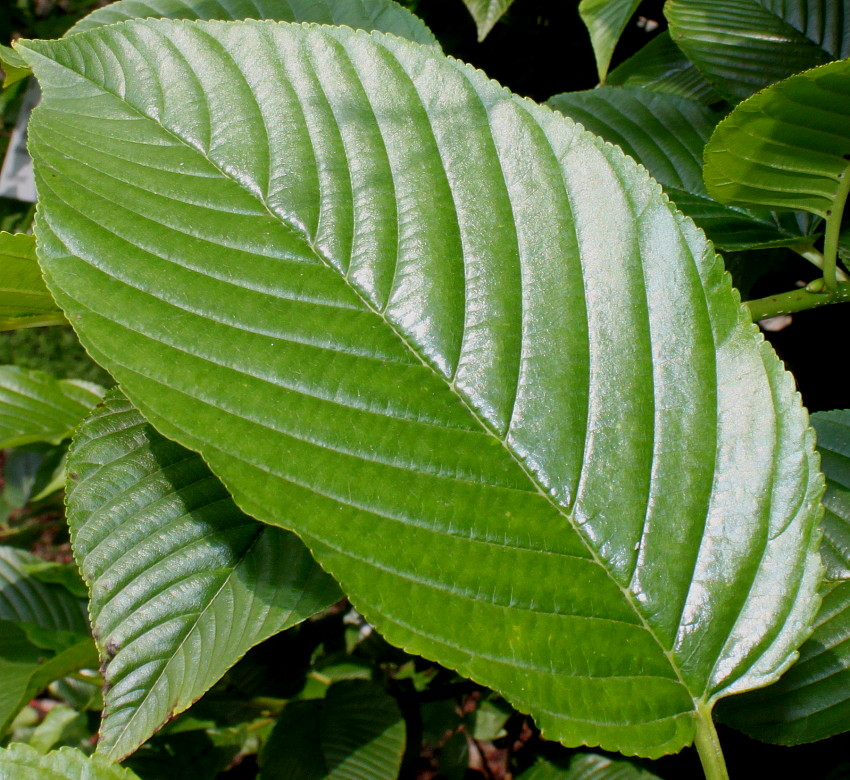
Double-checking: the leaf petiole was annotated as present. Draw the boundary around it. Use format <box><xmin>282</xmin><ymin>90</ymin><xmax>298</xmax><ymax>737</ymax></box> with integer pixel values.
<box><xmin>821</xmin><ymin>161</ymin><xmax>850</xmax><ymax>292</ymax></box>
<box><xmin>693</xmin><ymin>703</ymin><xmax>729</xmax><ymax>780</ymax></box>
<box><xmin>745</xmin><ymin>281</ymin><xmax>850</xmax><ymax>321</ymax></box>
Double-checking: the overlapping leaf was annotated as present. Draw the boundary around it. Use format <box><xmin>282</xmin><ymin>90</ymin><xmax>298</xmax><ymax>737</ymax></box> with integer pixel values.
<box><xmin>704</xmin><ymin>59</ymin><xmax>850</xmax><ymax>219</ymax></box>
<box><xmin>519</xmin><ymin>754</ymin><xmax>660</xmax><ymax>779</ymax></box>
<box><xmin>259</xmin><ymin>680</ymin><xmax>405</xmax><ymax>780</ymax></box>
<box><xmin>461</xmin><ymin>0</ymin><xmax>514</xmax><ymax>40</ymax></box>
<box><xmin>0</xmin><ymin>366</ymin><xmax>103</xmax><ymax>448</ymax></box>
<box><xmin>547</xmin><ymin>86</ymin><xmax>817</xmax><ymax>250</ymax></box>
<box><xmin>666</xmin><ymin>0</ymin><xmax>848</xmax><ymax>101</ymax></box>
<box><xmin>0</xmin><ymin>232</ymin><xmax>65</xmax><ymax>331</ymax></box>
<box><xmin>606</xmin><ymin>32</ymin><xmax>722</xmax><ymax>104</ymax></box>
<box><xmin>0</xmin><ymin>547</ymin><xmax>95</xmax><ymax>735</ymax></box>
<box><xmin>66</xmin><ymin>390</ymin><xmax>341</xmax><ymax>760</ymax></box>
<box><xmin>0</xmin><ymin>744</ymin><xmax>139</xmax><ymax>779</ymax></box>
<box><xmin>69</xmin><ymin>0</ymin><xmax>437</xmax><ymax>44</ymax></box>
<box><xmin>579</xmin><ymin>0</ymin><xmax>641</xmax><ymax>83</ymax></box>
<box><xmin>720</xmin><ymin>410</ymin><xmax>850</xmax><ymax>744</ymax></box>
<box><xmin>18</xmin><ymin>21</ymin><xmax>823</xmax><ymax>757</ymax></box>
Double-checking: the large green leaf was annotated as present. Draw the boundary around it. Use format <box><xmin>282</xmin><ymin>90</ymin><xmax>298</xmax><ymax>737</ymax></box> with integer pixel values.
<box><xmin>719</xmin><ymin>409</ymin><xmax>850</xmax><ymax>744</ymax></box>
<box><xmin>519</xmin><ymin>754</ymin><xmax>660</xmax><ymax>779</ymax></box>
<box><xmin>666</xmin><ymin>0</ymin><xmax>847</xmax><ymax>101</ymax></box>
<box><xmin>0</xmin><ymin>366</ymin><xmax>104</xmax><ymax>448</ymax></box>
<box><xmin>579</xmin><ymin>0</ymin><xmax>641</xmax><ymax>83</ymax></box>
<box><xmin>66</xmin><ymin>389</ymin><xmax>341</xmax><ymax>760</ymax></box>
<box><xmin>460</xmin><ymin>0</ymin><xmax>514</xmax><ymax>40</ymax></box>
<box><xmin>18</xmin><ymin>21</ymin><xmax>824</xmax><ymax>758</ymax></box>
<box><xmin>0</xmin><ymin>232</ymin><xmax>65</xmax><ymax>331</ymax></box>
<box><xmin>606</xmin><ymin>32</ymin><xmax>723</xmax><ymax>105</ymax></box>
<box><xmin>547</xmin><ymin>86</ymin><xmax>817</xmax><ymax>251</ymax></box>
<box><xmin>704</xmin><ymin>59</ymin><xmax>850</xmax><ymax>220</ymax></box>
<box><xmin>69</xmin><ymin>0</ymin><xmax>437</xmax><ymax>44</ymax></box>
<box><xmin>0</xmin><ymin>547</ymin><xmax>95</xmax><ymax>735</ymax></box>
<box><xmin>259</xmin><ymin>680</ymin><xmax>405</xmax><ymax>779</ymax></box>
<box><xmin>0</xmin><ymin>744</ymin><xmax>140</xmax><ymax>779</ymax></box>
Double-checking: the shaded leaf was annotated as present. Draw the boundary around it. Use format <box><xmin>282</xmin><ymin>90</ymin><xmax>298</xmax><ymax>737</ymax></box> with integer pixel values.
<box><xmin>0</xmin><ymin>547</ymin><xmax>94</xmax><ymax>735</ymax></box>
<box><xmin>547</xmin><ymin>87</ymin><xmax>817</xmax><ymax>250</ymax></box>
<box><xmin>666</xmin><ymin>0</ymin><xmax>846</xmax><ymax>102</ymax></box>
<box><xmin>519</xmin><ymin>753</ymin><xmax>661</xmax><ymax>779</ymax></box>
<box><xmin>20</xmin><ymin>21</ymin><xmax>823</xmax><ymax>757</ymax></box>
<box><xmin>66</xmin><ymin>390</ymin><xmax>341</xmax><ymax>760</ymax></box>
<box><xmin>579</xmin><ymin>0</ymin><xmax>642</xmax><ymax>83</ymax></box>
<box><xmin>0</xmin><ymin>232</ymin><xmax>65</xmax><ymax>331</ymax></box>
<box><xmin>461</xmin><ymin>0</ymin><xmax>514</xmax><ymax>40</ymax></box>
<box><xmin>0</xmin><ymin>44</ymin><xmax>30</xmax><ymax>88</ymax></box>
<box><xmin>259</xmin><ymin>680</ymin><xmax>405</xmax><ymax>780</ymax></box>
<box><xmin>0</xmin><ymin>743</ymin><xmax>139</xmax><ymax>779</ymax></box>
<box><xmin>0</xmin><ymin>366</ymin><xmax>104</xmax><ymax>448</ymax></box>
<box><xmin>606</xmin><ymin>31</ymin><xmax>722</xmax><ymax>104</ymax></box>
<box><xmin>69</xmin><ymin>0</ymin><xmax>437</xmax><ymax>45</ymax></box>
<box><xmin>719</xmin><ymin>409</ymin><xmax>850</xmax><ymax>744</ymax></box>
<box><xmin>704</xmin><ymin>59</ymin><xmax>850</xmax><ymax>219</ymax></box>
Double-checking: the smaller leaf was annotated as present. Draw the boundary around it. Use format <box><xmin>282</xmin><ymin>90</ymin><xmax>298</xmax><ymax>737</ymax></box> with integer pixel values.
<box><xmin>0</xmin><ymin>366</ymin><xmax>104</xmax><ymax>448</ymax></box>
<box><xmin>67</xmin><ymin>390</ymin><xmax>341</xmax><ymax>761</ymax></box>
<box><xmin>519</xmin><ymin>754</ymin><xmax>661</xmax><ymax>779</ymax></box>
<box><xmin>0</xmin><ymin>232</ymin><xmax>65</xmax><ymax>331</ymax></box>
<box><xmin>27</xmin><ymin>705</ymin><xmax>88</xmax><ymax>754</ymax></box>
<box><xmin>22</xmin><ymin>561</ymin><xmax>88</xmax><ymax>599</ymax></box>
<box><xmin>579</xmin><ymin>0</ymin><xmax>641</xmax><ymax>83</ymax></box>
<box><xmin>606</xmin><ymin>31</ymin><xmax>723</xmax><ymax>104</ymax></box>
<box><xmin>666</xmin><ymin>0</ymin><xmax>837</xmax><ymax>101</ymax></box>
<box><xmin>719</xmin><ymin>409</ymin><xmax>850</xmax><ymax>744</ymax></box>
<box><xmin>0</xmin><ymin>44</ymin><xmax>30</xmax><ymax>88</ymax></box>
<box><xmin>0</xmin><ymin>743</ymin><xmax>140</xmax><ymax>779</ymax></box>
<box><xmin>705</xmin><ymin>59</ymin><xmax>850</xmax><ymax>219</ymax></box>
<box><xmin>460</xmin><ymin>0</ymin><xmax>514</xmax><ymax>40</ymax></box>
<box><xmin>260</xmin><ymin>680</ymin><xmax>405</xmax><ymax>780</ymax></box>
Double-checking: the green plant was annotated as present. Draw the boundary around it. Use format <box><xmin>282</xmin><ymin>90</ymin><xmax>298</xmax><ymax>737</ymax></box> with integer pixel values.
<box><xmin>1</xmin><ymin>1</ymin><xmax>850</xmax><ymax>778</ymax></box>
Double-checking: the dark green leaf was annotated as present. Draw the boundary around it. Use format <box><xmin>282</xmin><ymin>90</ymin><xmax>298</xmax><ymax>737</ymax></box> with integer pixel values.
<box><xmin>666</xmin><ymin>0</ymin><xmax>846</xmax><ymax>101</ymax></box>
<box><xmin>20</xmin><ymin>21</ymin><xmax>824</xmax><ymax>757</ymax></box>
<box><xmin>260</xmin><ymin>681</ymin><xmax>406</xmax><ymax>780</ymax></box>
<box><xmin>67</xmin><ymin>390</ymin><xmax>341</xmax><ymax>760</ymax></box>
<box><xmin>547</xmin><ymin>87</ymin><xmax>816</xmax><ymax>250</ymax></box>
<box><xmin>519</xmin><ymin>753</ymin><xmax>661</xmax><ymax>779</ymax></box>
<box><xmin>460</xmin><ymin>0</ymin><xmax>514</xmax><ymax>40</ymax></box>
<box><xmin>606</xmin><ymin>31</ymin><xmax>723</xmax><ymax>104</ymax></box>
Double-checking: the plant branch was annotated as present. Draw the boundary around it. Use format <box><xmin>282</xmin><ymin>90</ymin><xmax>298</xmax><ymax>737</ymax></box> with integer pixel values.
<box><xmin>745</xmin><ymin>281</ymin><xmax>850</xmax><ymax>321</ymax></box>
<box><xmin>792</xmin><ymin>244</ymin><xmax>849</xmax><ymax>282</ymax></box>
<box><xmin>693</xmin><ymin>704</ymin><xmax>729</xmax><ymax>780</ymax></box>
<box><xmin>822</xmin><ymin>162</ymin><xmax>850</xmax><ymax>291</ymax></box>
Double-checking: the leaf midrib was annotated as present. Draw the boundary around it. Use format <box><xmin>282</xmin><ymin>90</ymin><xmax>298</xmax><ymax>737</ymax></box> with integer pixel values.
<box><xmin>24</xmin><ymin>31</ymin><xmax>699</xmax><ymax>705</ymax></box>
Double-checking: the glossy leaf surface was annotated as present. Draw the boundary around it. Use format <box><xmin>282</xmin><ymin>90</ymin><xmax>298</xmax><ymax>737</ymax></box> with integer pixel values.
<box><xmin>0</xmin><ymin>744</ymin><xmax>140</xmax><ymax>779</ymax></box>
<box><xmin>547</xmin><ymin>87</ymin><xmax>816</xmax><ymax>251</ymax></box>
<box><xmin>19</xmin><ymin>21</ymin><xmax>823</xmax><ymax>757</ymax></box>
<box><xmin>0</xmin><ymin>232</ymin><xmax>65</xmax><ymax>331</ymax></box>
<box><xmin>704</xmin><ymin>59</ymin><xmax>850</xmax><ymax>219</ymax></box>
<box><xmin>666</xmin><ymin>0</ymin><xmax>846</xmax><ymax>101</ymax></box>
<box><xmin>260</xmin><ymin>680</ymin><xmax>405</xmax><ymax>779</ymax></box>
<box><xmin>461</xmin><ymin>0</ymin><xmax>514</xmax><ymax>40</ymax></box>
<box><xmin>66</xmin><ymin>390</ymin><xmax>341</xmax><ymax>760</ymax></box>
<box><xmin>0</xmin><ymin>546</ymin><xmax>95</xmax><ymax>735</ymax></box>
<box><xmin>579</xmin><ymin>0</ymin><xmax>641</xmax><ymax>83</ymax></box>
<box><xmin>70</xmin><ymin>0</ymin><xmax>437</xmax><ymax>44</ymax></box>
<box><xmin>0</xmin><ymin>366</ymin><xmax>104</xmax><ymax>448</ymax></box>
<box><xmin>606</xmin><ymin>32</ymin><xmax>722</xmax><ymax>104</ymax></box>
<box><xmin>720</xmin><ymin>409</ymin><xmax>850</xmax><ymax>744</ymax></box>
